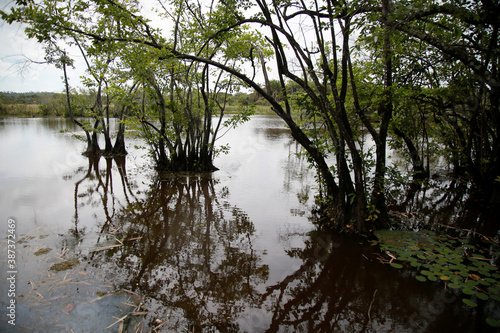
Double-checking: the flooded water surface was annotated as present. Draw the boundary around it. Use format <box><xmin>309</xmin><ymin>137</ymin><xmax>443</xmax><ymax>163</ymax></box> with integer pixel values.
<box><xmin>0</xmin><ymin>117</ymin><xmax>499</xmax><ymax>332</ymax></box>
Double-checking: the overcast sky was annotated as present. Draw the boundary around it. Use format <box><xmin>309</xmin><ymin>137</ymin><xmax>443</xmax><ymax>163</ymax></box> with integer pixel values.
<box><xmin>0</xmin><ymin>0</ymin><xmax>284</xmax><ymax>94</ymax></box>
<box><xmin>0</xmin><ymin>0</ymin><xmax>87</xmax><ymax>93</ymax></box>
<box><xmin>0</xmin><ymin>22</ymin><xmax>68</xmax><ymax>93</ymax></box>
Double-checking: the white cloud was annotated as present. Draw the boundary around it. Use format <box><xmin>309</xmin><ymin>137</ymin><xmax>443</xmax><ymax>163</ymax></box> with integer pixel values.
<box><xmin>0</xmin><ymin>8</ymin><xmax>84</xmax><ymax>93</ymax></box>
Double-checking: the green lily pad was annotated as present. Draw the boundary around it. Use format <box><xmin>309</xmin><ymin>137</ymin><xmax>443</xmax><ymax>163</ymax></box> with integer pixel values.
<box><xmin>475</xmin><ymin>292</ymin><xmax>489</xmax><ymax>301</ymax></box>
<box><xmin>478</xmin><ymin>279</ymin><xmax>491</xmax><ymax>286</ymax></box>
<box><xmin>486</xmin><ymin>318</ymin><xmax>500</xmax><ymax>328</ymax></box>
<box><xmin>488</xmin><ymin>286</ymin><xmax>500</xmax><ymax>295</ymax></box>
<box><xmin>465</xmin><ymin>280</ymin><xmax>479</xmax><ymax>287</ymax></box>
<box><xmin>462</xmin><ymin>288</ymin><xmax>475</xmax><ymax>295</ymax></box>
<box><xmin>440</xmin><ymin>276</ymin><xmax>450</xmax><ymax>281</ymax></box>
<box><xmin>490</xmin><ymin>294</ymin><xmax>500</xmax><ymax>302</ymax></box>
<box><xmin>390</xmin><ymin>263</ymin><xmax>403</xmax><ymax>269</ymax></box>
<box><xmin>462</xmin><ymin>298</ymin><xmax>478</xmax><ymax>307</ymax></box>
<box><xmin>459</xmin><ymin>270</ymin><xmax>470</xmax><ymax>277</ymax></box>
<box><xmin>415</xmin><ymin>275</ymin><xmax>427</xmax><ymax>282</ymax></box>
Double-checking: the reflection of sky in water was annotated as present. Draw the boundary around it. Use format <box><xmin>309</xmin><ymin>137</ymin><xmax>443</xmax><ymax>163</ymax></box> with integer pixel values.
<box><xmin>214</xmin><ymin>116</ymin><xmax>316</xmax><ymax>284</ymax></box>
<box><xmin>0</xmin><ymin>116</ymin><xmax>316</xmax><ymax>278</ymax></box>
<box><xmin>0</xmin><ymin>118</ymin><xmax>86</xmax><ymax>233</ymax></box>
<box><xmin>0</xmin><ymin>117</ymin><xmax>496</xmax><ymax>332</ymax></box>
<box><xmin>0</xmin><ymin>116</ymin><xmax>317</xmax><ymax>331</ymax></box>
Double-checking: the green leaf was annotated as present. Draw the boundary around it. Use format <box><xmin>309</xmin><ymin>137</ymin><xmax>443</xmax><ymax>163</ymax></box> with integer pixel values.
<box><xmin>415</xmin><ymin>275</ymin><xmax>427</xmax><ymax>282</ymax></box>
<box><xmin>486</xmin><ymin>318</ymin><xmax>500</xmax><ymax>328</ymax></box>
<box><xmin>475</xmin><ymin>292</ymin><xmax>488</xmax><ymax>301</ymax></box>
<box><xmin>490</xmin><ymin>294</ymin><xmax>500</xmax><ymax>302</ymax></box>
<box><xmin>462</xmin><ymin>298</ymin><xmax>478</xmax><ymax>307</ymax></box>
<box><xmin>390</xmin><ymin>263</ymin><xmax>403</xmax><ymax>269</ymax></box>
<box><xmin>462</xmin><ymin>288</ymin><xmax>475</xmax><ymax>295</ymax></box>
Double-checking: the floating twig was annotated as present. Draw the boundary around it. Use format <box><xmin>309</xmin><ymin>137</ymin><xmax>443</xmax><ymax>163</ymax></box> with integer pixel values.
<box><xmin>105</xmin><ymin>315</ymin><xmax>128</xmax><ymax>330</ymax></box>
<box><xmin>90</xmin><ymin>244</ymin><xmax>123</xmax><ymax>252</ymax></box>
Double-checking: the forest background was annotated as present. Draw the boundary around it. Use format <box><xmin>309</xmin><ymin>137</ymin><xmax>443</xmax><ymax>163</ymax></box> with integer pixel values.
<box><xmin>1</xmin><ymin>0</ymin><xmax>499</xmax><ymax>235</ymax></box>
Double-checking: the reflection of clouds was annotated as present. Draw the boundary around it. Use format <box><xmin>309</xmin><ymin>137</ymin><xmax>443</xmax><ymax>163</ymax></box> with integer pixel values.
<box><xmin>1</xmin><ymin>118</ymin><xmax>495</xmax><ymax>331</ymax></box>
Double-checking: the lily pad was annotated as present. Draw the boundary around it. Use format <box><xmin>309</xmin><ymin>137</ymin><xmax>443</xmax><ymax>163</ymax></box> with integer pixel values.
<box><xmin>490</xmin><ymin>294</ymin><xmax>500</xmax><ymax>302</ymax></box>
<box><xmin>415</xmin><ymin>275</ymin><xmax>427</xmax><ymax>282</ymax></box>
<box><xmin>390</xmin><ymin>263</ymin><xmax>403</xmax><ymax>269</ymax></box>
<box><xmin>486</xmin><ymin>318</ymin><xmax>500</xmax><ymax>328</ymax></box>
<box><xmin>475</xmin><ymin>292</ymin><xmax>489</xmax><ymax>301</ymax></box>
<box><xmin>462</xmin><ymin>298</ymin><xmax>478</xmax><ymax>307</ymax></box>
<box><xmin>462</xmin><ymin>288</ymin><xmax>475</xmax><ymax>295</ymax></box>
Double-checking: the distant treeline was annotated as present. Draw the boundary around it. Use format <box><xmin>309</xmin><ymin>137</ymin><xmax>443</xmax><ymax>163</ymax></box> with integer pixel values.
<box><xmin>0</xmin><ymin>91</ymin><xmax>60</xmax><ymax>104</ymax></box>
<box><xmin>0</xmin><ymin>91</ymin><xmax>67</xmax><ymax>116</ymax></box>
<box><xmin>0</xmin><ymin>91</ymin><xmax>273</xmax><ymax>117</ymax></box>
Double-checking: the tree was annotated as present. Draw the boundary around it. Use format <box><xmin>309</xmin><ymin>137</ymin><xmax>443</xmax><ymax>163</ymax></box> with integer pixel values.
<box><xmin>0</xmin><ymin>0</ymin><xmax>392</xmax><ymax>232</ymax></box>
<box><xmin>5</xmin><ymin>0</ymin><xmax>496</xmax><ymax>232</ymax></box>
<box><xmin>382</xmin><ymin>0</ymin><xmax>500</xmax><ymax>199</ymax></box>
<box><xmin>2</xmin><ymin>0</ymin><xmax>135</xmax><ymax>157</ymax></box>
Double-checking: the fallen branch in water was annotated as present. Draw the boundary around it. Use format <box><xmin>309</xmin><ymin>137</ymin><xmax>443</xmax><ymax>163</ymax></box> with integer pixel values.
<box><xmin>90</xmin><ymin>244</ymin><xmax>123</xmax><ymax>252</ymax></box>
<box><xmin>367</xmin><ymin>289</ymin><xmax>378</xmax><ymax>328</ymax></box>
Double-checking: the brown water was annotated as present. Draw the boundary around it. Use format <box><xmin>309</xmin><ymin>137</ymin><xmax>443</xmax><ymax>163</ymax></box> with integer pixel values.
<box><xmin>0</xmin><ymin>117</ymin><xmax>498</xmax><ymax>332</ymax></box>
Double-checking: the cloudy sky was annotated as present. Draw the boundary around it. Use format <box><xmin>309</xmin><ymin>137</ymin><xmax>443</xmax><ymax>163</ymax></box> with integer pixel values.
<box><xmin>0</xmin><ymin>1</ymin><xmax>86</xmax><ymax>93</ymax></box>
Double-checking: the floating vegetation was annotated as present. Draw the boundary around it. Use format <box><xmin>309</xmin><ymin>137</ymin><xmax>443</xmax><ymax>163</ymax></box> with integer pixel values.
<box><xmin>49</xmin><ymin>258</ymin><xmax>80</xmax><ymax>271</ymax></box>
<box><xmin>372</xmin><ymin>229</ymin><xmax>500</xmax><ymax>327</ymax></box>
<box><xmin>18</xmin><ymin>235</ymin><xmax>36</xmax><ymax>244</ymax></box>
<box><xmin>34</xmin><ymin>247</ymin><xmax>52</xmax><ymax>256</ymax></box>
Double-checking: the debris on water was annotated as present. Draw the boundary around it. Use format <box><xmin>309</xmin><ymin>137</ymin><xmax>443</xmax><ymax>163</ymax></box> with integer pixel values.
<box><xmin>65</xmin><ymin>303</ymin><xmax>75</xmax><ymax>312</ymax></box>
<box><xmin>34</xmin><ymin>247</ymin><xmax>52</xmax><ymax>256</ymax></box>
<box><xmin>49</xmin><ymin>258</ymin><xmax>80</xmax><ymax>271</ymax></box>
<box><xmin>18</xmin><ymin>235</ymin><xmax>36</xmax><ymax>244</ymax></box>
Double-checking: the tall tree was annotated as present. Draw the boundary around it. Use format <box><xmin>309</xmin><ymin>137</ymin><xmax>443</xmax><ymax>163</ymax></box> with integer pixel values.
<box><xmin>382</xmin><ymin>0</ymin><xmax>500</xmax><ymax>199</ymax></box>
<box><xmin>0</xmin><ymin>0</ymin><xmax>391</xmax><ymax>232</ymax></box>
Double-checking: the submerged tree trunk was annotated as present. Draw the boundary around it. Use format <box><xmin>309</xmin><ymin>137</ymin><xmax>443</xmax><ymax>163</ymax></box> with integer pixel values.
<box><xmin>392</xmin><ymin>125</ymin><xmax>428</xmax><ymax>180</ymax></box>
<box><xmin>112</xmin><ymin>121</ymin><xmax>127</xmax><ymax>155</ymax></box>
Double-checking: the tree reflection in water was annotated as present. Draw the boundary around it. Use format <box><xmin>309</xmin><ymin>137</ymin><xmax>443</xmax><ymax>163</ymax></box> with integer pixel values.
<box><xmin>264</xmin><ymin>229</ymin><xmax>495</xmax><ymax>332</ymax></box>
<box><xmin>77</xmin><ymin>160</ymin><xmax>269</xmax><ymax>331</ymax></box>
<box><xmin>69</xmin><ymin>156</ymin><xmax>496</xmax><ymax>332</ymax></box>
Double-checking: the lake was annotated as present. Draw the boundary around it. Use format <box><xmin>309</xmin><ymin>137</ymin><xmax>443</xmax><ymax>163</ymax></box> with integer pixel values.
<box><xmin>0</xmin><ymin>116</ymin><xmax>498</xmax><ymax>332</ymax></box>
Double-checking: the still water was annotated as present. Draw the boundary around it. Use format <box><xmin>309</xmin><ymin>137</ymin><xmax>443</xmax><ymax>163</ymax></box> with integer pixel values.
<box><xmin>0</xmin><ymin>117</ymin><xmax>497</xmax><ymax>332</ymax></box>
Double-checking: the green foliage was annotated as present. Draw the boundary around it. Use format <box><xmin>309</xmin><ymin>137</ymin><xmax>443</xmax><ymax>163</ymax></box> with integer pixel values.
<box><xmin>374</xmin><ymin>229</ymin><xmax>500</xmax><ymax>314</ymax></box>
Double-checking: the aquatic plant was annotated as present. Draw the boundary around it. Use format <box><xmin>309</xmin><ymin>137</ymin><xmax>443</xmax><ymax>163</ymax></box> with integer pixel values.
<box><xmin>373</xmin><ymin>229</ymin><xmax>500</xmax><ymax>327</ymax></box>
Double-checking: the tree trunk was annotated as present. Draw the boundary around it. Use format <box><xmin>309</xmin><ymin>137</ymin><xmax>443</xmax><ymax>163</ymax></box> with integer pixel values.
<box><xmin>392</xmin><ymin>125</ymin><xmax>428</xmax><ymax>180</ymax></box>
<box><xmin>112</xmin><ymin>121</ymin><xmax>128</xmax><ymax>155</ymax></box>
